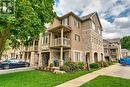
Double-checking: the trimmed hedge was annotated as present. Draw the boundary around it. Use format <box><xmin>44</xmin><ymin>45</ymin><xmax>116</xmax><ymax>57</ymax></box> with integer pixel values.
<box><xmin>98</xmin><ymin>61</ymin><xmax>109</xmax><ymax>67</ymax></box>
<box><xmin>90</xmin><ymin>63</ymin><xmax>100</xmax><ymax>69</ymax></box>
<box><xmin>60</xmin><ymin>62</ymin><xmax>80</xmax><ymax>72</ymax></box>
<box><xmin>60</xmin><ymin>65</ymin><xmax>70</xmax><ymax>72</ymax></box>
<box><xmin>78</xmin><ymin>62</ymin><xmax>84</xmax><ymax>70</ymax></box>
<box><xmin>107</xmin><ymin>61</ymin><xmax>113</xmax><ymax>65</ymax></box>
<box><xmin>64</xmin><ymin>62</ymin><xmax>79</xmax><ymax>72</ymax></box>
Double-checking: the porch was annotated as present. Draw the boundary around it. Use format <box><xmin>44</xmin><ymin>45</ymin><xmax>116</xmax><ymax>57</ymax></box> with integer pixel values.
<box><xmin>39</xmin><ymin>49</ymin><xmax>71</xmax><ymax>67</ymax></box>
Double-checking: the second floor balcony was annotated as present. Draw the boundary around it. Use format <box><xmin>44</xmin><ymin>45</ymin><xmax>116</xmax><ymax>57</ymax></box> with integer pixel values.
<box><xmin>49</xmin><ymin>25</ymin><xmax>71</xmax><ymax>48</ymax></box>
<box><xmin>21</xmin><ymin>45</ymin><xmax>38</xmax><ymax>52</ymax></box>
<box><xmin>110</xmin><ymin>52</ymin><xmax>118</xmax><ymax>55</ymax></box>
<box><xmin>51</xmin><ymin>37</ymin><xmax>71</xmax><ymax>47</ymax></box>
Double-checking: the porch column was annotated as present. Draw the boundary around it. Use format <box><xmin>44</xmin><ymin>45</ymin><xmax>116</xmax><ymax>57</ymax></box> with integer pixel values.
<box><xmin>26</xmin><ymin>52</ymin><xmax>29</xmax><ymax>62</ymax></box>
<box><xmin>60</xmin><ymin>47</ymin><xmax>64</xmax><ymax>66</ymax></box>
<box><xmin>61</xmin><ymin>28</ymin><xmax>63</xmax><ymax>46</ymax></box>
<box><xmin>30</xmin><ymin>52</ymin><xmax>35</xmax><ymax>66</ymax></box>
<box><xmin>33</xmin><ymin>40</ymin><xmax>35</xmax><ymax>51</ymax></box>
<box><xmin>50</xmin><ymin>32</ymin><xmax>53</xmax><ymax>46</ymax></box>
<box><xmin>48</xmin><ymin>49</ymin><xmax>53</xmax><ymax>67</ymax></box>
<box><xmin>22</xmin><ymin>52</ymin><xmax>25</xmax><ymax>61</ymax></box>
<box><xmin>37</xmin><ymin>33</ymin><xmax>43</xmax><ymax>67</ymax></box>
<box><xmin>68</xmin><ymin>49</ymin><xmax>71</xmax><ymax>62</ymax></box>
<box><xmin>90</xmin><ymin>51</ymin><xmax>94</xmax><ymax>63</ymax></box>
<box><xmin>38</xmin><ymin>52</ymin><xmax>43</xmax><ymax>67</ymax></box>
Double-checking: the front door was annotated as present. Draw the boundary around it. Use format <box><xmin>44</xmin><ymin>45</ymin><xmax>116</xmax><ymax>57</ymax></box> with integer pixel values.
<box><xmin>42</xmin><ymin>52</ymin><xmax>50</xmax><ymax>67</ymax></box>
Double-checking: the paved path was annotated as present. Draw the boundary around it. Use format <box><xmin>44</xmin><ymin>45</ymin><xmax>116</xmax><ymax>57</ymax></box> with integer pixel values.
<box><xmin>0</xmin><ymin>67</ymin><xmax>35</xmax><ymax>75</ymax></box>
<box><xmin>56</xmin><ymin>64</ymin><xmax>130</xmax><ymax>87</ymax></box>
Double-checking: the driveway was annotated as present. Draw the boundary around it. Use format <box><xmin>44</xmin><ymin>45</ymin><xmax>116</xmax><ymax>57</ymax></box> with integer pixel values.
<box><xmin>56</xmin><ymin>64</ymin><xmax>130</xmax><ymax>87</ymax></box>
<box><xmin>102</xmin><ymin>64</ymin><xmax>130</xmax><ymax>79</ymax></box>
<box><xmin>0</xmin><ymin>67</ymin><xmax>35</xmax><ymax>75</ymax></box>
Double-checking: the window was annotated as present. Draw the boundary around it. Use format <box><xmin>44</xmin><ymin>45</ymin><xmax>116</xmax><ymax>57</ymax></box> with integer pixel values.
<box><xmin>34</xmin><ymin>40</ymin><xmax>39</xmax><ymax>45</ymax></box>
<box><xmin>98</xmin><ymin>28</ymin><xmax>101</xmax><ymax>34</ymax></box>
<box><xmin>61</xmin><ymin>17</ymin><xmax>69</xmax><ymax>26</ymax></box>
<box><xmin>75</xmin><ymin>52</ymin><xmax>80</xmax><ymax>62</ymax></box>
<box><xmin>43</xmin><ymin>35</ymin><xmax>49</xmax><ymax>45</ymax></box>
<box><xmin>92</xmin><ymin>22</ymin><xmax>96</xmax><ymax>30</ymax></box>
<box><xmin>74</xmin><ymin>19</ymin><xmax>80</xmax><ymax>28</ymax></box>
<box><xmin>75</xmin><ymin>34</ymin><xmax>80</xmax><ymax>42</ymax></box>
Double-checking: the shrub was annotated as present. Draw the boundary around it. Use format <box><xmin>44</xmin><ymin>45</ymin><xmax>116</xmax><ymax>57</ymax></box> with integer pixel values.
<box><xmin>60</xmin><ymin>65</ymin><xmax>70</xmax><ymax>72</ymax></box>
<box><xmin>107</xmin><ymin>61</ymin><xmax>113</xmax><ymax>65</ymax></box>
<box><xmin>90</xmin><ymin>63</ymin><xmax>100</xmax><ymax>69</ymax></box>
<box><xmin>98</xmin><ymin>61</ymin><xmax>109</xmax><ymax>67</ymax></box>
<box><xmin>49</xmin><ymin>63</ymin><xmax>54</xmax><ymax>67</ymax></box>
<box><xmin>64</xmin><ymin>62</ymin><xmax>79</xmax><ymax>72</ymax></box>
<box><xmin>102</xmin><ymin>61</ymin><xmax>109</xmax><ymax>67</ymax></box>
<box><xmin>78</xmin><ymin>62</ymin><xmax>84</xmax><ymax>70</ymax></box>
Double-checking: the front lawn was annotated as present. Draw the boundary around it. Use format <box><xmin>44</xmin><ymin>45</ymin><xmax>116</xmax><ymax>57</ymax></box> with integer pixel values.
<box><xmin>0</xmin><ymin>69</ymin><xmax>96</xmax><ymax>87</ymax></box>
<box><xmin>80</xmin><ymin>76</ymin><xmax>130</xmax><ymax>87</ymax></box>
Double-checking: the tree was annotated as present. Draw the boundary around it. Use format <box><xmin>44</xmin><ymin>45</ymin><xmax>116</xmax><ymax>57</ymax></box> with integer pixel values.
<box><xmin>121</xmin><ymin>36</ymin><xmax>130</xmax><ymax>50</ymax></box>
<box><xmin>0</xmin><ymin>0</ymin><xmax>56</xmax><ymax>59</ymax></box>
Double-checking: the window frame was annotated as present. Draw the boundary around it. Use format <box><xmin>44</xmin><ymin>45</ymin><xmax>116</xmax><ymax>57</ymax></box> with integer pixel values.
<box><xmin>75</xmin><ymin>52</ymin><xmax>80</xmax><ymax>62</ymax></box>
<box><xmin>75</xmin><ymin>34</ymin><xmax>80</xmax><ymax>42</ymax></box>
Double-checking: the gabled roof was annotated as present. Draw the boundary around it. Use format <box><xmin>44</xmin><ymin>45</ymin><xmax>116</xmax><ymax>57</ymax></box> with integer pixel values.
<box><xmin>57</xmin><ymin>11</ymin><xmax>102</xmax><ymax>29</ymax></box>
<box><xmin>57</xmin><ymin>11</ymin><xmax>95</xmax><ymax>21</ymax></box>
<box><xmin>57</xmin><ymin>12</ymin><xmax>81</xmax><ymax>21</ymax></box>
<box><xmin>104</xmin><ymin>38</ymin><xmax>121</xmax><ymax>44</ymax></box>
<box><xmin>81</xmin><ymin>12</ymin><xmax>96</xmax><ymax>21</ymax></box>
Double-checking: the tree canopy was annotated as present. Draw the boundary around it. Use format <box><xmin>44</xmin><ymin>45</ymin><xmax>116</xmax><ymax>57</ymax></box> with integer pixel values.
<box><xmin>0</xmin><ymin>0</ymin><xmax>56</xmax><ymax>59</ymax></box>
<box><xmin>121</xmin><ymin>36</ymin><xmax>130</xmax><ymax>50</ymax></box>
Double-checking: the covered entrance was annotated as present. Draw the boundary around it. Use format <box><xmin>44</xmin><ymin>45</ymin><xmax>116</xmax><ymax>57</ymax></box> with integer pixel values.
<box><xmin>94</xmin><ymin>52</ymin><xmax>98</xmax><ymax>63</ymax></box>
<box><xmin>50</xmin><ymin>49</ymin><xmax>70</xmax><ymax>67</ymax></box>
<box><xmin>42</xmin><ymin>52</ymin><xmax>50</xmax><ymax>67</ymax></box>
<box><xmin>105</xmin><ymin>56</ymin><xmax>110</xmax><ymax>61</ymax></box>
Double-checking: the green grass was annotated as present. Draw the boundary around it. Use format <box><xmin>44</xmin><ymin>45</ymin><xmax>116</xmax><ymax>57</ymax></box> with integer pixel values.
<box><xmin>0</xmin><ymin>69</ymin><xmax>97</xmax><ymax>87</ymax></box>
<box><xmin>80</xmin><ymin>76</ymin><xmax>130</xmax><ymax>87</ymax></box>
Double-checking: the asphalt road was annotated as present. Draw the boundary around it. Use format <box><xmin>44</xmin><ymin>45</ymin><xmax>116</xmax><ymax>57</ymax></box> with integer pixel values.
<box><xmin>0</xmin><ymin>67</ymin><xmax>35</xmax><ymax>75</ymax></box>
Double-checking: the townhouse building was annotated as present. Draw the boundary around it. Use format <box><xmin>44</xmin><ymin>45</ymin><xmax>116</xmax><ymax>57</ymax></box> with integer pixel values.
<box><xmin>103</xmin><ymin>38</ymin><xmax>122</xmax><ymax>61</ymax></box>
<box><xmin>121</xmin><ymin>49</ymin><xmax>130</xmax><ymax>58</ymax></box>
<box><xmin>19</xmin><ymin>12</ymin><xmax>104</xmax><ymax>66</ymax></box>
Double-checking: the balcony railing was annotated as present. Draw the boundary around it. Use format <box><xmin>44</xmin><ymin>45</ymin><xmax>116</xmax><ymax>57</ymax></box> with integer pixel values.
<box><xmin>52</xmin><ymin>38</ymin><xmax>70</xmax><ymax>47</ymax></box>
<box><xmin>21</xmin><ymin>45</ymin><xmax>38</xmax><ymax>51</ymax></box>
<box><xmin>110</xmin><ymin>52</ymin><xmax>117</xmax><ymax>55</ymax></box>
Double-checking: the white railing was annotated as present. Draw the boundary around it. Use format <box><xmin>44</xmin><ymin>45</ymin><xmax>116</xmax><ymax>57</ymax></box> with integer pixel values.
<box><xmin>52</xmin><ymin>38</ymin><xmax>70</xmax><ymax>47</ymax></box>
<box><xmin>63</xmin><ymin>38</ymin><xmax>70</xmax><ymax>46</ymax></box>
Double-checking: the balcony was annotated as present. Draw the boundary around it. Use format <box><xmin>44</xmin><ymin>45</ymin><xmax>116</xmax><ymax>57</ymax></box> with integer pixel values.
<box><xmin>21</xmin><ymin>45</ymin><xmax>38</xmax><ymax>52</ymax></box>
<box><xmin>51</xmin><ymin>37</ymin><xmax>71</xmax><ymax>47</ymax></box>
<box><xmin>110</xmin><ymin>52</ymin><xmax>117</xmax><ymax>55</ymax></box>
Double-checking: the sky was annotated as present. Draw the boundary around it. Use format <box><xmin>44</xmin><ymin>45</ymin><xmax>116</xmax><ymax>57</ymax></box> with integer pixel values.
<box><xmin>54</xmin><ymin>0</ymin><xmax>130</xmax><ymax>39</ymax></box>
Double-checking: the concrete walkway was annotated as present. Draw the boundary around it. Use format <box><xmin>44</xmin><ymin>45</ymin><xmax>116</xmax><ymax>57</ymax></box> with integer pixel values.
<box><xmin>0</xmin><ymin>67</ymin><xmax>35</xmax><ymax>75</ymax></box>
<box><xmin>56</xmin><ymin>64</ymin><xmax>130</xmax><ymax>87</ymax></box>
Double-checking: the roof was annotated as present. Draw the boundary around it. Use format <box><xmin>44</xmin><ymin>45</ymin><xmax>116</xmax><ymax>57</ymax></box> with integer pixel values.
<box><xmin>122</xmin><ymin>49</ymin><xmax>129</xmax><ymax>52</ymax></box>
<box><xmin>57</xmin><ymin>12</ymin><xmax>81</xmax><ymax>21</ymax></box>
<box><xmin>57</xmin><ymin>11</ymin><xmax>102</xmax><ymax>29</ymax></box>
<box><xmin>57</xmin><ymin>11</ymin><xmax>96</xmax><ymax>21</ymax></box>
<box><xmin>104</xmin><ymin>38</ymin><xmax>121</xmax><ymax>44</ymax></box>
<box><xmin>81</xmin><ymin>12</ymin><xmax>96</xmax><ymax>21</ymax></box>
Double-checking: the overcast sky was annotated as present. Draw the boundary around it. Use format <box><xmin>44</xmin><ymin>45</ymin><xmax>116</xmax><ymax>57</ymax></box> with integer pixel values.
<box><xmin>54</xmin><ymin>0</ymin><xmax>130</xmax><ymax>39</ymax></box>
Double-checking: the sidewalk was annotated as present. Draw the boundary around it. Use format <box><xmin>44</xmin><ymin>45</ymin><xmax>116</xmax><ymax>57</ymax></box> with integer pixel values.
<box><xmin>0</xmin><ymin>67</ymin><xmax>35</xmax><ymax>75</ymax></box>
<box><xmin>55</xmin><ymin>64</ymin><xmax>124</xmax><ymax>87</ymax></box>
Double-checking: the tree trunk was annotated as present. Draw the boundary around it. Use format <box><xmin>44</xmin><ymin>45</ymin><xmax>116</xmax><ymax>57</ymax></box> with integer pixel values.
<box><xmin>0</xmin><ymin>25</ymin><xmax>13</xmax><ymax>60</ymax></box>
<box><xmin>0</xmin><ymin>39</ymin><xmax>6</xmax><ymax>60</ymax></box>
